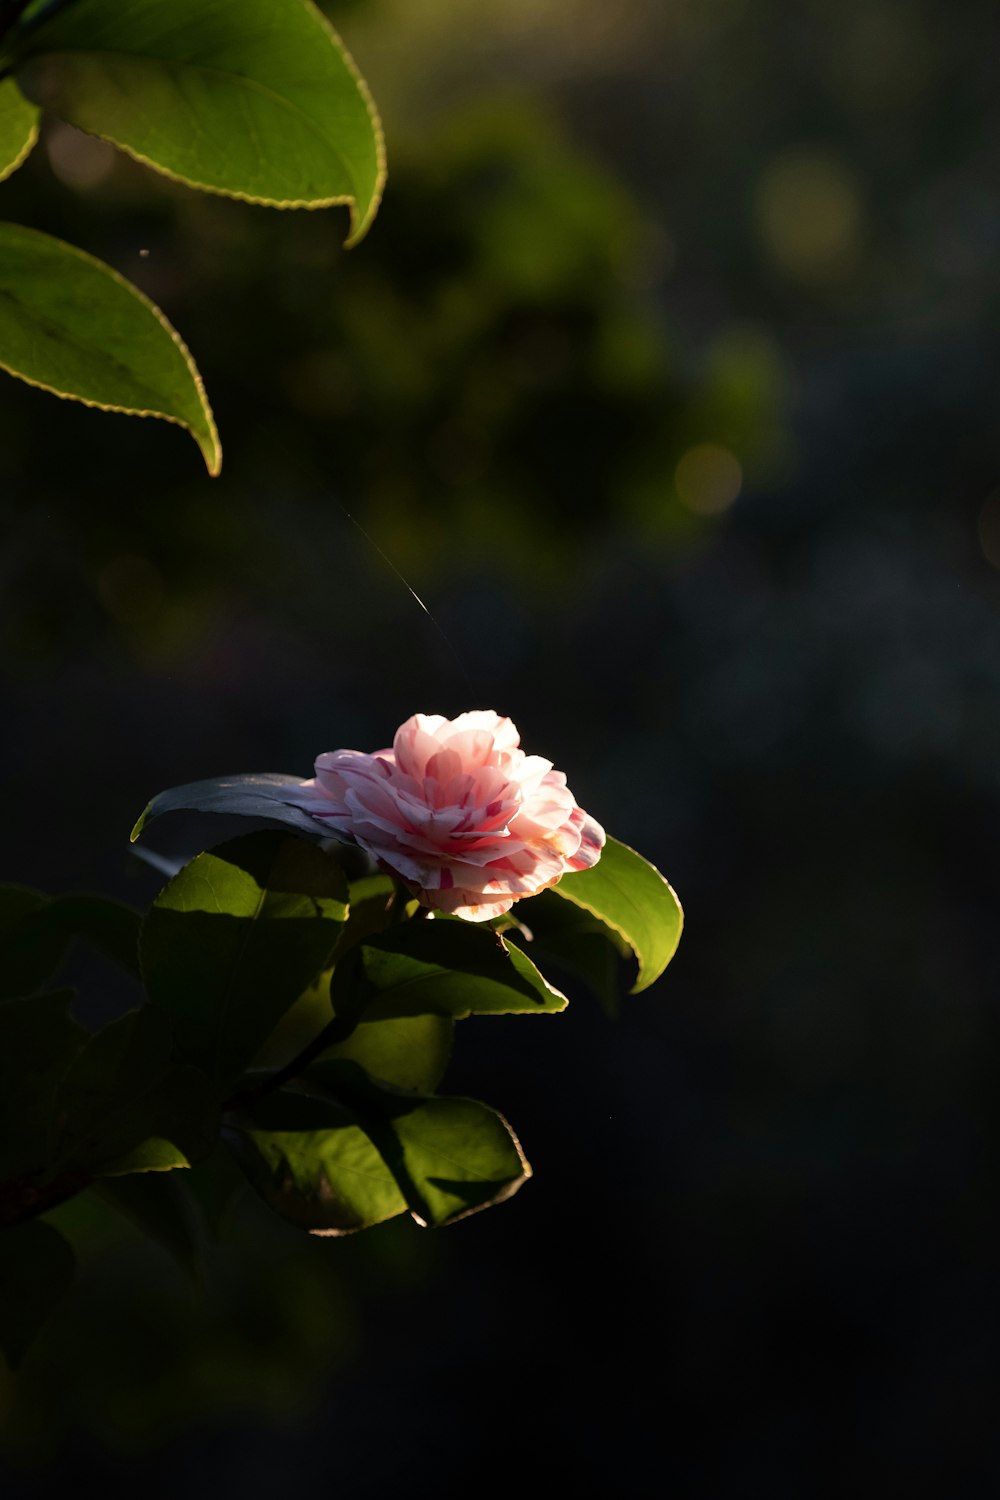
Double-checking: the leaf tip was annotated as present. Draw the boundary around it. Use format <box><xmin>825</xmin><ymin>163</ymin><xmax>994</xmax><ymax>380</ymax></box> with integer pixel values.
<box><xmin>129</xmin><ymin>803</ymin><xmax>152</xmax><ymax>843</ymax></box>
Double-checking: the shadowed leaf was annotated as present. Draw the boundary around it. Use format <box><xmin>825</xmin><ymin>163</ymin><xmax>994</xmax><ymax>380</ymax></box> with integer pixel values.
<box><xmin>549</xmin><ymin>835</ymin><xmax>682</xmax><ymax>993</ymax></box>
<box><xmin>0</xmin><ymin>988</ymin><xmax>86</xmax><ymax>1179</ymax></box>
<box><xmin>131</xmin><ymin>773</ymin><xmax>326</xmax><ymax>844</ymax></box>
<box><xmin>347</xmin><ymin>920</ymin><xmax>567</xmax><ymax>1020</ymax></box>
<box><xmin>140</xmin><ymin>832</ymin><xmax>347</xmax><ymax>1090</ymax></box>
<box><xmin>0</xmin><ymin>1219</ymin><xmax>74</xmax><ymax>1368</ymax></box>
<box><xmin>52</xmin><ymin>1006</ymin><xmax>219</xmax><ymax>1176</ymax></box>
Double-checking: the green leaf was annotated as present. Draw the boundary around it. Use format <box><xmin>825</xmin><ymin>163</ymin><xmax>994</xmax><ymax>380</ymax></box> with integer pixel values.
<box><xmin>96</xmin><ymin>1173</ymin><xmax>201</xmax><ymax>1276</ymax></box>
<box><xmin>229</xmin><ymin>1061</ymin><xmax>530</xmax><ymax>1232</ymax></box>
<box><xmin>325</xmin><ymin>1013</ymin><xmax>454</xmax><ymax>1094</ymax></box>
<box><xmin>332</xmin><ymin>872</ymin><xmax>396</xmax><ymax>958</ymax></box>
<box><xmin>347</xmin><ymin>919</ymin><xmax>568</xmax><ymax>1020</ymax></box>
<box><xmin>15</xmin><ymin>0</ymin><xmax>385</xmax><ymax>245</ymax></box>
<box><xmin>304</xmin><ymin>1061</ymin><xmax>530</xmax><ymax>1227</ymax></box>
<box><xmin>140</xmin><ymin>832</ymin><xmax>348</xmax><ymax>1090</ymax></box>
<box><xmin>226</xmin><ymin>1088</ymin><xmax>407</xmax><ymax>1235</ymax></box>
<box><xmin>0</xmin><ymin>1219</ymin><xmax>74</xmax><ymax>1368</ymax></box>
<box><xmin>51</xmin><ymin>1006</ymin><xmax>219</xmax><ymax>1176</ymax></box>
<box><xmin>0</xmin><ymin>77</ymin><xmax>38</xmax><ymax>182</ymax></box>
<box><xmin>506</xmin><ymin>888</ymin><xmax>630</xmax><ymax>1016</ymax></box>
<box><xmin>0</xmin><ymin>884</ymin><xmax>64</xmax><ymax>1000</ymax></box>
<box><xmin>130</xmin><ymin>772</ymin><xmax>327</xmax><ymax>845</ymax></box>
<box><xmin>548</xmin><ymin>836</ymin><xmax>683</xmax><ymax>993</ymax></box>
<box><xmin>50</xmin><ymin>895</ymin><xmax>141</xmax><ymax>976</ymax></box>
<box><xmin>0</xmin><ymin>221</ymin><xmax>220</xmax><ymax>474</ymax></box>
<box><xmin>0</xmin><ymin>989</ymin><xmax>86</xmax><ymax>1178</ymax></box>
<box><xmin>0</xmin><ymin>885</ymin><xmax>140</xmax><ymax>1000</ymax></box>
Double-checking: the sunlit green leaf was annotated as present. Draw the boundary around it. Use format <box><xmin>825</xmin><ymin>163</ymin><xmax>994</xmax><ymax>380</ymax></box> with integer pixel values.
<box><xmin>549</xmin><ymin>836</ymin><xmax>683</xmax><ymax>993</ymax></box>
<box><xmin>346</xmin><ymin>919</ymin><xmax>567</xmax><ymax>1020</ymax></box>
<box><xmin>226</xmin><ymin>1088</ymin><xmax>407</xmax><ymax>1235</ymax></box>
<box><xmin>140</xmin><ymin>832</ymin><xmax>348</xmax><ymax>1090</ymax></box>
<box><xmin>0</xmin><ymin>76</ymin><xmax>38</xmax><ymax>181</ymax></box>
<box><xmin>0</xmin><ymin>221</ymin><xmax>220</xmax><ymax>473</ymax></box>
<box><xmin>15</xmin><ymin>0</ymin><xmax>385</xmax><ymax>244</ymax></box>
<box><xmin>304</xmin><ymin>1060</ymin><xmax>530</xmax><ymax>1227</ymax></box>
<box><xmin>325</xmin><ymin>1013</ymin><xmax>453</xmax><ymax>1094</ymax></box>
<box><xmin>230</xmin><ymin>1060</ymin><xmax>529</xmax><ymax>1232</ymax></box>
<box><xmin>0</xmin><ymin>1219</ymin><xmax>74</xmax><ymax>1368</ymax></box>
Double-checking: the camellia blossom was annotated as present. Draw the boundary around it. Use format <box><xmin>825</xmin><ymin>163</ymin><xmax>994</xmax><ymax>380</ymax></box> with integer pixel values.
<box><xmin>287</xmin><ymin>710</ymin><xmax>605</xmax><ymax>921</ymax></box>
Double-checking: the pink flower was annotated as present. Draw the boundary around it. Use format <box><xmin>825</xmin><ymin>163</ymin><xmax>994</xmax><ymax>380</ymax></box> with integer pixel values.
<box><xmin>289</xmin><ymin>711</ymin><xmax>605</xmax><ymax>921</ymax></box>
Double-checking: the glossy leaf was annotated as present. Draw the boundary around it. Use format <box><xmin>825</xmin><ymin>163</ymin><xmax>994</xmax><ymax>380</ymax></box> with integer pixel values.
<box><xmin>507</xmin><ymin>888</ymin><xmax>630</xmax><ymax>1015</ymax></box>
<box><xmin>549</xmin><ymin>836</ymin><xmax>683</xmax><ymax>993</ymax></box>
<box><xmin>0</xmin><ymin>1219</ymin><xmax>74</xmax><ymax>1368</ymax></box>
<box><xmin>325</xmin><ymin>1013</ymin><xmax>454</xmax><ymax>1094</ymax></box>
<box><xmin>305</xmin><ymin>1060</ymin><xmax>530</xmax><ymax>1227</ymax></box>
<box><xmin>52</xmin><ymin>1006</ymin><xmax>219</xmax><ymax>1176</ymax></box>
<box><xmin>15</xmin><ymin>0</ymin><xmax>385</xmax><ymax>244</ymax></box>
<box><xmin>140</xmin><ymin>832</ymin><xmax>348</xmax><ymax>1090</ymax></box>
<box><xmin>0</xmin><ymin>76</ymin><xmax>38</xmax><ymax>182</ymax></box>
<box><xmin>347</xmin><ymin>919</ymin><xmax>568</xmax><ymax>1020</ymax></box>
<box><xmin>0</xmin><ymin>221</ymin><xmax>220</xmax><ymax>474</ymax></box>
<box><xmin>226</xmin><ymin>1088</ymin><xmax>407</xmax><ymax>1235</ymax></box>
<box><xmin>0</xmin><ymin>884</ymin><xmax>140</xmax><ymax>1000</ymax></box>
<box><xmin>131</xmin><ymin>772</ymin><xmax>325</xmax><ymax>845</ymax></box>
<box><xmin>0</xmin><ymin>989</ymin><xmax>85</xmax><ymax>1178</ymax></box>
<box><xmin>231</xmin><ymin>1061</ymin><xmax>529</xmax><ymax>1232</ymax></box>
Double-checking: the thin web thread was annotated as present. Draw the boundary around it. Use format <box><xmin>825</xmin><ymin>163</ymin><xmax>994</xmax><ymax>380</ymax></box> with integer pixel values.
<box><xmin>336</xmin><ymin>500</ymin><xmax>475</xmax><ymax>695</ymax></box>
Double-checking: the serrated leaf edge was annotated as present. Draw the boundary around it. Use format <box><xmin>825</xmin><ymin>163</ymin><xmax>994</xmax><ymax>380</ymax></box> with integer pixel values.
<box><xmin>0</xmin><ymin>223</ymin><xmax>221</xmax><ymax>473</ymax></box>
<box><xmin>20</xmin><ymin>4</ymin><xmax>386</xmax><ymax>247</ymax></box>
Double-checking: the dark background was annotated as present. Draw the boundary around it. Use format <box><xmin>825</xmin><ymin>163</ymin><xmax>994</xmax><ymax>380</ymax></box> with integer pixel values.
<box><xmin>3</xmin><ymin>0</ymin><xmax>1000</xmax><ymax>1492</ymax></box>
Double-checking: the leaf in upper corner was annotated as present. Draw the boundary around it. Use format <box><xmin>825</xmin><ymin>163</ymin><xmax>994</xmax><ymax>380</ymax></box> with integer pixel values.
<box><xmin>139</xmin><ymin>832</ymin><xmax>348</xmax><ymax>1091</ymax></box>
<box><xmin>0</xmin><ymin>1219</ymin><xmax>75</xmax><ymax>1368</ymax></box>
<box><xmin>14</xmin><ymin>0</ymin><xmax>385</xmax><ymax>245</ymax></box>
<box><xmin>0</xmin><ymin>77</ymin><xmax>38</xmax><ymax>182</ymax></box>
<box><xmin>548</xmin><ymin>835</ymin><xmax>683</xmax><ymax>993</ymax></box>
<box><xmin>0</xmin><ymin>221</ymin><xmax>220</xmax><ymax>474</ymax></box>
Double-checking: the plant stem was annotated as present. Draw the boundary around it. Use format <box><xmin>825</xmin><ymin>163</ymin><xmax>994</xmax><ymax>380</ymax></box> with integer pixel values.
<box><xmin>223</xmin><ymin>1009</ymin><xmax>359</xmax><ymax>1112</ymax></box>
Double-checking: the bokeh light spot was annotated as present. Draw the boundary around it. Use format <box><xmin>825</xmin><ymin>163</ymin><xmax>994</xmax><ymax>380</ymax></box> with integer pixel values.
<box><xmin>755</xmin><ymin>148</ymin><xmax>863</xmax><ymax>281</ymax></box>
<box><xmin>45</xmin><ymin>122</ymin><xmax>116</xmax><ymax>192</ymax></box>
<box><xmin>674</xmin><ymin>443</ymin><xmax>742</xmax><ymax>515</ymax></box>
